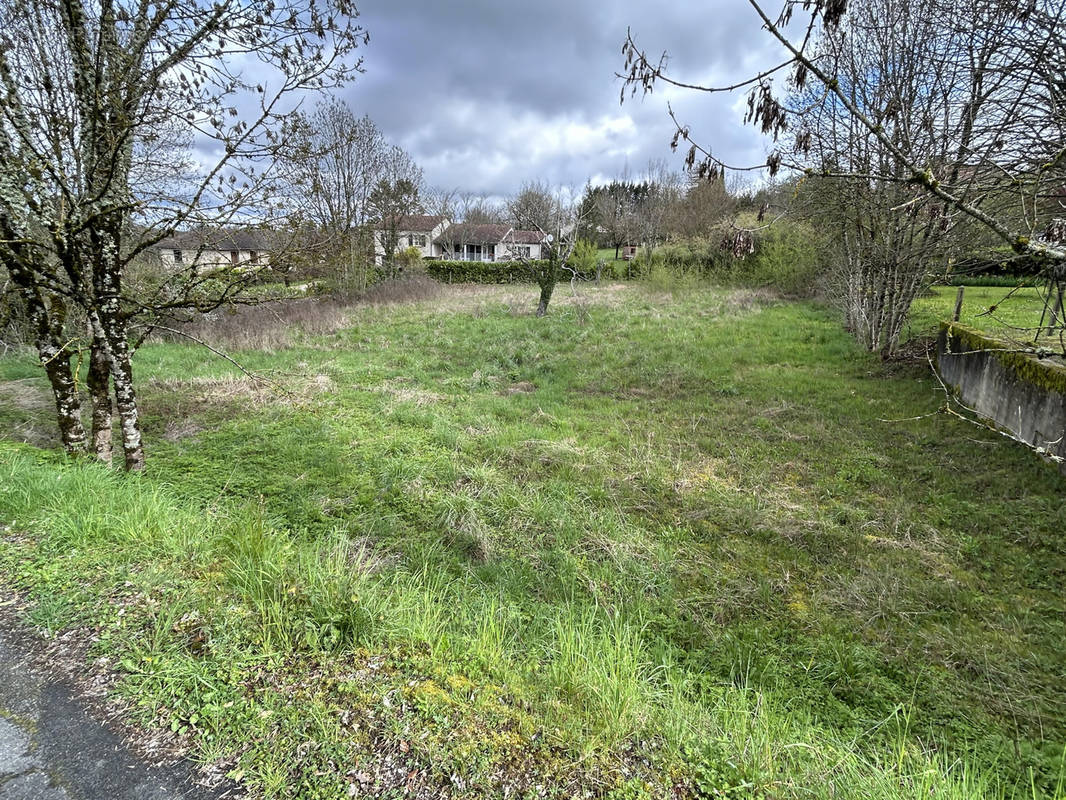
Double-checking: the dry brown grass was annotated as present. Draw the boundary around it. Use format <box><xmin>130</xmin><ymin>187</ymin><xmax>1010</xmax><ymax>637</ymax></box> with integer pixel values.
<box><xmin>424</xmin><ymin>282</ymin><xmax>638</xmax><ymax>316</ymax></box>
<box><xmin>370</xmin><ymin>376</ymin><xmax>445</xmax><ymax>407</ymax></box>
<box><xmin>0</xmin><ymin>378</ymin><xmax>52</xmax><ymax>412</ymax></box>
<box><xmin>724</xmin><ymin>287</ymin><xmax>780</xmax><ymax>312</ymax></box>
<box><xmin>169</xmin><ymin>275</ymin><xmax>444</xmax><ymax>352</ymax></box>
<box><xmin>359</xmin><ymin>273</ymin><xmax>445</xmax><ymax>306</ymax></box>
<box><xmin>169</xmin><ymin>298</ymin><xmax>352</xmax><ymax>351</ymax></box>
<box><xmin>0</xmin><ymin>378</ymin><xmax>58</xmax><ymax>447</ymax></box>
<box><xmin>145</xmin><ymin>373</ymin><xmax>334</xmax><ymax>413</ymax></box>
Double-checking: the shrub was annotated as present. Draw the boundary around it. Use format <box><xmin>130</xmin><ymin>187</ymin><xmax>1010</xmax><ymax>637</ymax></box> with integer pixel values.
<box><xmin>741</xmin><ymin>219</ymin><xmax>824</xmax><ymax>296</ymax></box>
<box><xmin>425</xmin><ymin>260</ymin><xmax>552</xmax><ymax>285</ymax></box>
<box><xmin>940</xmin><ymin>273</ymin><xmax>1033</xmax><ymax>288</ymax></box>
<box><xmin>642</xmin><ymin>222</ymin><xmax>824</xmax><ymax>296</ymax></box>
<box><xmin>569</xmin><ymin>240</ymin><xmax>599</xmax><ymax>275</ymax></box>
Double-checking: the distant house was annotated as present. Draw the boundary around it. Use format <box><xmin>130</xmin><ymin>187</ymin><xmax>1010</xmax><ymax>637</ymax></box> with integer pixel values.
<box><xmin>433</xmin><ymin>223</ymin><xmax>549</xmax><ymax>262</ymax></box>
<box><xmin>156</xmin><ymin>229</ymin><xmax>271</xmax><ymax>272</ymax></box>
<box><xmin>373</xmin><ymin>215</ymin><xmax>450</xmax><ymax>264</ymax></box>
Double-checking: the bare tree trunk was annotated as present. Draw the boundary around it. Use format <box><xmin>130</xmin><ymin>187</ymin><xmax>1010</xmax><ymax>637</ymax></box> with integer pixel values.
<box><xmin>87</xmin><ymin>317</ymin><xmax>113</xmax><ymax>464</ymax></box>
<box><xmin>29</xmin><ymin>296</ymin><xmax>87</xmax><ymax>455</ymax></box>
<box><xmin>98</xmin><ymin>312</ymin><xmax>144</xmax><ymax>471</ymax></box>
<box><xmin>1048</xmin><ymin>283</ymin><xmax>1064</xmax><ymax>335</ymax></box>
<box><xmin>2</xmin><ymin>234</ymin><xmax>87</xmax><ymax>455</ymax></box>
<box><xmin>38</xmin><ymin>346</ymin><xmax>86</xmax><ymax>455</ymax></box>
<box><xmin>536</xmin><ymin>280</ymin><xmax>555</xmax><ymax>317</ymax></box>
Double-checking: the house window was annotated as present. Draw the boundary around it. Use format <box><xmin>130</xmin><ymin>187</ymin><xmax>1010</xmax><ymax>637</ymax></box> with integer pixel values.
<box><xmin>230</xmin><ymin>250</ymin><xmax>240</xmax><ymax>265</ymax></box>
<box><xmin>513</xmin><ymin>245</ymin><xmax>531</xmax><ymax>258</ymax></box>
<box><xmin>172</xmin><ymin>249</ymin><xmax>183</xmax><ymax>264</ymax></box>
<box><xmin>248</xmin><ymin>250</ymin><xmax>259</xmax><ymax>264</ymax></box>
<box><xmin>408</xmin><ymin>234</ymin><xmax>427</xmax><ymax>248</ymax></box>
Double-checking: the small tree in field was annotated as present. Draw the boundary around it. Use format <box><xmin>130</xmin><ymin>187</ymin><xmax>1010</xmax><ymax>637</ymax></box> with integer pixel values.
<box><xmin>584</xmin><ymin>178</ymin><xmax>646</xmax><ymax>259</ymax></box>
<box><xmin>507</xmin><ymin>182</ymin><xmax>583</xmax><ymax>317</ymax></box>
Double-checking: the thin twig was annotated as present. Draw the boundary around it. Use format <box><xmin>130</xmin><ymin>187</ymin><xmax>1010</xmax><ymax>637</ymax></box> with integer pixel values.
<box><xmin>927</xmin><ymin>349</ymin><xmax>1066</xmax><ymax>464</ymax></box>
<box><xmin>131</xmin><ymin>323</ymin><xmax>300</xmax><ymax>401</ymax></box>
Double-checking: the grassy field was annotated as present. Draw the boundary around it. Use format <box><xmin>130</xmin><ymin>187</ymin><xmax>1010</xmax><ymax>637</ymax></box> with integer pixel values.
<box><xmin>0</xmin><ymin>283</ymin><xmax>1064</xmax><ymax>799</ymax></box>
<box><xmin>907</xmin><ymin>285</ymin><xmax>1052</xmax><ymax>343</ymax></box>
<box><xmin>597</xmin><ymin>247</ymin><xmax>635</xmax><ymax>278</ymax></box>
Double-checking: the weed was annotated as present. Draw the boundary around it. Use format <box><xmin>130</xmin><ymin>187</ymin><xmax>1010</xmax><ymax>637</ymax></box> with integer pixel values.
<box><xmin>0</xmin><ymin>283</ymin><xmax>1063</xmax><ymax>798</ymax></box>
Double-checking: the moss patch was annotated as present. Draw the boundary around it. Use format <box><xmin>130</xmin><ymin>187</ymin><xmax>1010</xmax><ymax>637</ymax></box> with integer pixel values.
<box><xmin>940</xmin><ymin>321</ymin><xmax>1066</xmax><ymax>396</ymax></box>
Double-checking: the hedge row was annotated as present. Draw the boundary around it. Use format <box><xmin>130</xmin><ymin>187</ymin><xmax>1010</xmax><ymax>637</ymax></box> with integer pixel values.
<box><xmin>940</xmin><ymin>273</ymin><xmax>1033</xmax><ymax>288</ymax></box>
<box><xmin>424</xmin><ymin>260</ymin><xmax>549</xmax><ymax>284</ymax></box>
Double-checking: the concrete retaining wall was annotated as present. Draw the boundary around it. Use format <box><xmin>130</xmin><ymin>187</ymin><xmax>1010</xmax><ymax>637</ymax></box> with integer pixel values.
<box><xmin>937</xmin><ymin>323</ymin><xmax>1066</xmax><ymax>468</ymax></box>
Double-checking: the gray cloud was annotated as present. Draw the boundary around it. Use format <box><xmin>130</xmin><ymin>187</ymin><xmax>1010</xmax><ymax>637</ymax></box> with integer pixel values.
<box><xmin>342</xmin><ymin>0</ymin><xmax>784</xmax><ymax>196</ymax></box>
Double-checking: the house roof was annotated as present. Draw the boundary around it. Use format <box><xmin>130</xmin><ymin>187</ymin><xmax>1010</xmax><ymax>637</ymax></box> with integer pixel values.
<box><xmin>377</xmin><ymin>214</ymin><xmax>447</xmax><ymax>233</ymax></box>
<box><xmin>157</xmin><ymin>229</ymin><xmax>271</xmax><ymax>252</ymax></box>
<box><xmin>434</xmin><ymin>224</ymin><xmax>548</xmax><ymax>246</ymax></box>
<box><xmin>506</xmin><ymin>229</ymin><xmax>549</xmax><ymax>245</ymax></box>
<box><xmin>434</xmin><ymin>223</ymin><xmax>511</xmax><ymax>245</ymax></box>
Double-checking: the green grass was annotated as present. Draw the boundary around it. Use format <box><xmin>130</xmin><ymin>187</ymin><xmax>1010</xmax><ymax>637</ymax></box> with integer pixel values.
<box><xmin>909</xmin><ymin>285</ymin><xmax>1055</xmax><ymax>342</ymax></box>
<box><xmin>597</xmin><ymin>247</ymin><xmax>633</xmax><ymax>278</ymax></box>
<box><xmin>1</xmin><ymin>283</ymin><xmax>1064</xmax><ymax>799</ymax></box>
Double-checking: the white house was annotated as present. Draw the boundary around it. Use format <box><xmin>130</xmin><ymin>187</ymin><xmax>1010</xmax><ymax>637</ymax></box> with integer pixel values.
<box><xmin>156</xmin><ymin>229</ymin><xmax>271</xmax><ymax>272</ymax></box>
<box><xmin>373</xmin><ymin>215</ymin><xmax>450</xmax><ymax>264</ymax></box>
<box><xmin>432</xmin><ymin>223</ymin><xmax>548</xmax><ymax>262</ymax></box>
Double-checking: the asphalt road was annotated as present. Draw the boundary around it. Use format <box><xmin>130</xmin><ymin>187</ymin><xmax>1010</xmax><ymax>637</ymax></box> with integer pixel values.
<box><xmin>0</xmin><ymin>625</ymin><xmax>226</xmax><ymax>800</ymax></box>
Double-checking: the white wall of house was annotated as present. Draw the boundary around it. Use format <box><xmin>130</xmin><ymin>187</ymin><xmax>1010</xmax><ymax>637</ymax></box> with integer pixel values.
<box><xmin>374</xmin><ymin>219</ymin><xmax>449</xmax><ymax>264</ymax></box>
<box><xmin>433</xmin><ymin>240</ymin><xmax>544</xmax><ymax>262</ymax></box>
<box><xmin>499</xmin><ymin>242</ymin><xmax>543</xmax><ymax>260</ymax></box>
<box><xmin>159</xmin><ymin>248</ymin><xmax>269</xmax><ymax>271</ymax></box>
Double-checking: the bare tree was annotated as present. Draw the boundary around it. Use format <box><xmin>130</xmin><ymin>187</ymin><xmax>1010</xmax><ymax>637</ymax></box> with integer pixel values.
<box><xmin>423</xmin><ymin>187</ymin><xmax>458</xmax><ymax>224</ymax></box>
<box><xmin>0</xmin><ymin>0</ymin><xmax>366</xmax><ymax>468</ymax></box>
<box><xmin>584</xmin><ymin>176</ymin><xmax>643</xmax><ymax>259</ymax></box>
<box><xmin>509</xmin><ymin>181</ymin><xmax>557</xmax><ymax>232</ymax></box>
<box><xmin>284</xmin><ymin>101</ymin><xmax>387</xmax><ymax>291</ymax></box>
<box><xmin>665</xmin><ymin>172</ymin><xmax>734</xmax><ymax>240</ymax></box>
<box><xmin>458</xmin><ymin>194</ymin><xmax>508</xmax><ymax>226</ymax></box>
<box><xmin>785</xmin><ymin>0</ymin><xmax>968</xmax><ymax>355</ymax></box>
<box><xmin>631</xmin><ymin>161</ymin><xmax>683</xmax><ymax>271</ymax></box>
<box><xmin>508</xmin><ymin>183</ymin><xmax>583</xmax><ymax>316</ymax></box>
<box><xmin>284</xmin><ymin>102</ymin><xmax>425</xmax><ymax>292</ymax></box>
<box><xmin>620</xmin><ymin>0</ymin><xmax>1066</xmax><ymax>354</ymax></box>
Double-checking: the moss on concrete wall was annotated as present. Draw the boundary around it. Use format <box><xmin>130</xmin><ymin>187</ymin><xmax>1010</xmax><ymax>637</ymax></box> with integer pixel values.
<box><xmin>939</xmin><ymin>322</ymin><xmax>1066</xmax><ymax>397</ymax></box>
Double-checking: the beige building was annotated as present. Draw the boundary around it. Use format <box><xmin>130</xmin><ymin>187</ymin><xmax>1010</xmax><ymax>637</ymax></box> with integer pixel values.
<box><xmin>372</xmin><ymin>217</ymin><xmax>550</xmax><ymax>263</ymax></box>
<box><xmin>432</xmin><ymin>223</ymin><xmax>548</xmax><ymax>262</ymax></box>
<box><xmin>373</xmin><ymin>215</ymin><xmax>450</xmax><ymax>264</ymax></box>
<box><xmin>156</xmin><ymin>230</ymin><xmax>271</xmax><ymax>272</ymax></box>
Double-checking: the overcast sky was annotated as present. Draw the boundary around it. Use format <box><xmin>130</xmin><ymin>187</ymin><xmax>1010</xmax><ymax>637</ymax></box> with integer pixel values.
<box><xmin>340</xmin><ymin>0</ymin><xmax>783</xmax><ymax>197</ymax></box>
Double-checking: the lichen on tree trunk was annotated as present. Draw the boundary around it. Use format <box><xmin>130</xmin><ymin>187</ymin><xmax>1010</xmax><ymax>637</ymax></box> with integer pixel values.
<box><xmin>39</xmin><ymin>341</ymin><xmax>87</xmax><ymax>456</ymax></box>
<box><xmin>98</xmin><ymin>309</ymin><xmax>144</xmax><ymax>471</ymax></box>
<box><xmin>27</xmin><ymin>289</ymin><xmax>87</xmax><ymax>455</ymax></box>
<box><xmin>87</xmin><ymin>317</ymin><xmax>113</xmax><ymax>464</ymax></box>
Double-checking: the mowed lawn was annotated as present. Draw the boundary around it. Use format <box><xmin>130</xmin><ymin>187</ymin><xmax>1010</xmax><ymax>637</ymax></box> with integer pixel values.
<box><xmin>0</xmin><ymin>283</ymin><xmax>1063</xmax><ymax>799</ymax></box>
